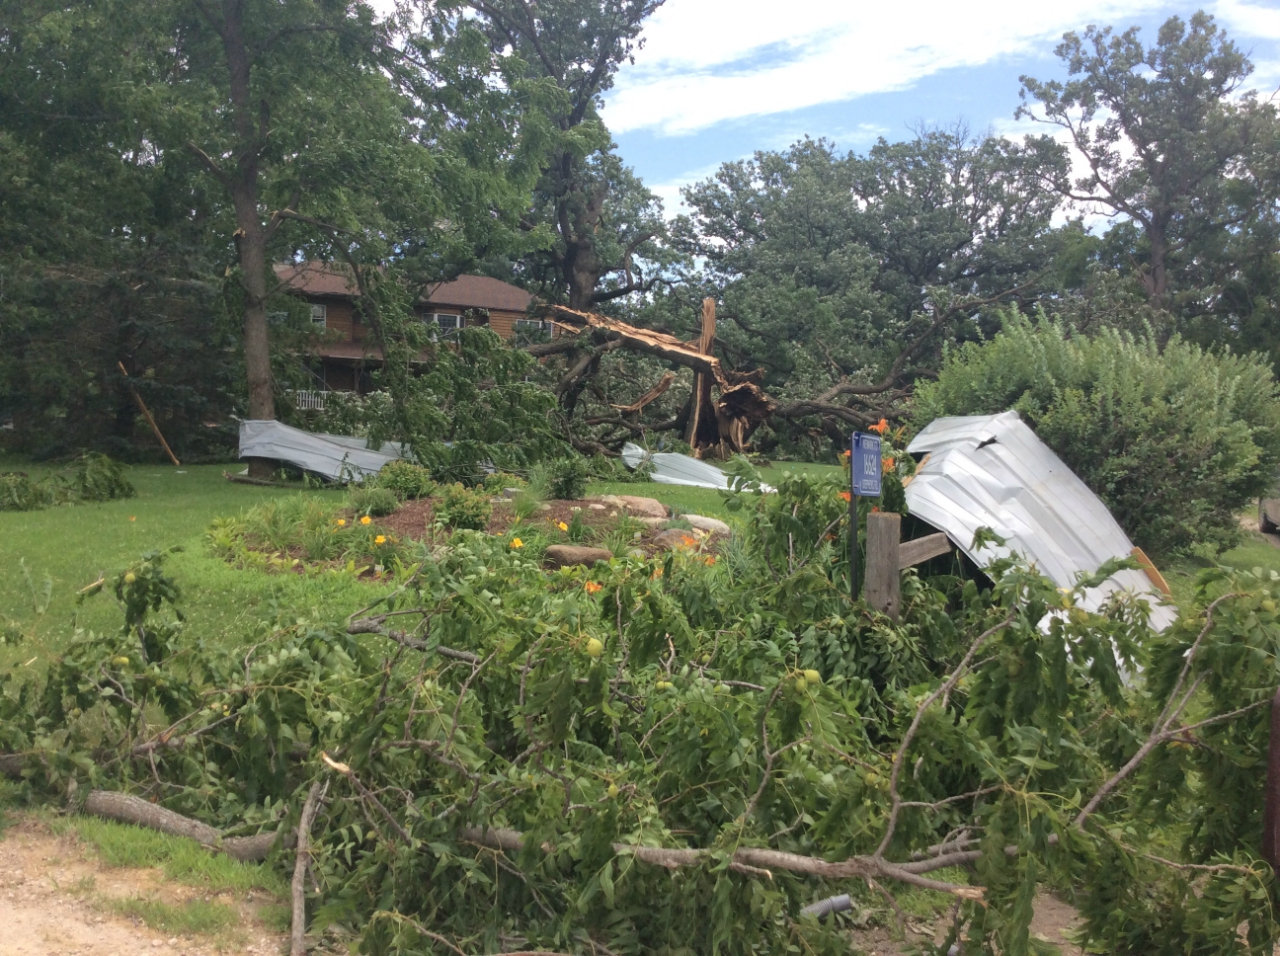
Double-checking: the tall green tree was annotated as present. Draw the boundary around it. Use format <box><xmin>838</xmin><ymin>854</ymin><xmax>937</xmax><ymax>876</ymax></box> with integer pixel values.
<box><xmin>1019</xmin><ymin>12</ymin><xmax>1280</xmax><ymax>315</ymax></box>
<box><xmin>0</xmin><ymin>0</ymin><xmax>555</xmax><ymax>467</ymax></box>
<box><xmin>466</xmin><ymin>0</ymin><xmax>667</xmax><ymax>311</ymax></box>
<box><xmin>669</xmin><ymin>130</ymin><xmax>1066</xmax><ymax>450</ymax></box>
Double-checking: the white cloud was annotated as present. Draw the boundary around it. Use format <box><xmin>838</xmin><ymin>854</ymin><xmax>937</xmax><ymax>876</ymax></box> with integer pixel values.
<box><xmin>605</xmin><ymin>0</ymin><xmax>1234</xmax><ymax>135</ymax></box>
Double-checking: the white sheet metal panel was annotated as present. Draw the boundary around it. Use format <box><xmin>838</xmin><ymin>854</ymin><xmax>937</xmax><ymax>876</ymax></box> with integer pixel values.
<box><xmin>620</xmin><ymin>443</ymin><xmax>776</xmax><ymax>492</ymax></box>
<box><xmin>906</xmin><ymin>411</ymin><xmax>1176</xmax><ymax>630</ymax></box>
<box><xmin>238</xmin><ymin>420</ymin><xmax>403</xmax><ymax>481</ymax></box>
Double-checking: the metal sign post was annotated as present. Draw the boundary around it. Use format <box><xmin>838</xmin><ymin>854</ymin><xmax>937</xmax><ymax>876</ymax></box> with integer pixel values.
<box><xmin>850</xmin><ymin>432</ymin><xmax>882</xmax><ymax>602</ymax></box>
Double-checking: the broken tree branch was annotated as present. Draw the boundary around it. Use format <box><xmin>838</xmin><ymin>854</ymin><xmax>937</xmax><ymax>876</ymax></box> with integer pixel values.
<box><xmin>291</xmin><ymin>780</ymin><xmax>328</xmax><ymax>956</ymax></box>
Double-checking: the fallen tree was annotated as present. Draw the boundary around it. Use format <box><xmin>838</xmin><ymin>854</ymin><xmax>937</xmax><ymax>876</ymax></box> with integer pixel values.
<box><xmin>3</xmin><ymin>469</ymin><xmax>1280</xmax><ymax>954</ymax></box>
<box><xmin>539</xmin><ymin>287</ymin><xmax>1026</xmax><ymax>458</ymax></box>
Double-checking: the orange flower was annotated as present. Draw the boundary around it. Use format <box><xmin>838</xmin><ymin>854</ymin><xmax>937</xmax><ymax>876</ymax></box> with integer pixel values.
<box><xmin>584</xmin><ymin>580</ymin><xmax>603</xmax><ymax>594</ymax></box>
<box><xmin>841</xmin><ymin>449</ymin><xmax>851</xmax><ymax>459</ymax></box>
<box><xmin>882</xmin><ymin>457</ymin><xmax>894</xmax><ymax>474</ymax></box>
<box><xmin>869</xmin><ymin>418</ymin><xmax>889</xmax><ymax>435</ymax></box>
<box><xmin>704</xmin><ymin>555</ymin><xmax>717</xmax><ymax>566</ymax></box>
<box><xmin>871</xmin><ymin>505</ymin><xmax>880</xmax><ymax>513</ymax></box>
<box><xmin>128</xmin><ymin>516</ymin><xmax>136</xmax><ymax>522</ymax></box>
<box><xmin>838</xmin><ymin>490</ymin><xmax>852</xmax><ymax>502</ymax></box>
<box><xmin>680</xmin><ymin>534</ymin><xmax>696</xmax><ymax>548</ymax></box>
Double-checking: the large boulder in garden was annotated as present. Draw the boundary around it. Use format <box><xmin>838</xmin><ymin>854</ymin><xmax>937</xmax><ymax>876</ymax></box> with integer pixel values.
<box><xmin>544</xmin><ymin>545</ymin><xmax>614</xmax><ymax>569</ymax></box>
<box><xmin>615</xmin><ymin>495</ymin><xmax>669</xmax><ymax>519</ymax></box>
<box><xmin>683</xmin><ymin>514</ymin><xmax>730</xmax><ymax>535</ymax></box>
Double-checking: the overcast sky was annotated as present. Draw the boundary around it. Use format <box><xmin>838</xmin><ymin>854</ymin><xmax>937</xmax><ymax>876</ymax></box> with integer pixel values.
<box><xmin>601</xmin><ymin>0</ymin><xmax>1280</xmax><ymax>215</ymax></box>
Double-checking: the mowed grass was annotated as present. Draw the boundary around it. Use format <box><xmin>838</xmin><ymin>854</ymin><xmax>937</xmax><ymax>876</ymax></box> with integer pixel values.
<box><xmin>0</xmin><ymin>456</ymin><xmax>766</xmax><ymax>663</ymax></box>
<box><xmin>0</xmin><ymin>462</ymin><xmax>376</xmax><ymax>661</ymax></box>
<box><xmin>65</xmin><ymin>815</ymin><xmax>287</xmax><ymax>895</ymax></box>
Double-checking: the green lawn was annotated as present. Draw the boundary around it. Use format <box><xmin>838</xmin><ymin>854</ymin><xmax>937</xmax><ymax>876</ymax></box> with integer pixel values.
<box><xmin>7</xmin><ymin>452</ymin><xmax>1269</xmax><ymax>664</ymax></box>
<box><xmin>0</xmin><ymin>459</ymin><xmax>751</xmax><ymax>663</ymax></box>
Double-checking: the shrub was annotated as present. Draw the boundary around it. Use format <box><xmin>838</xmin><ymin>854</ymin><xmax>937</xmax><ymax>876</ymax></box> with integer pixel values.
<box><xmin>372</xmin><ymin>461</ymin><xmax>434</xmax><ymax>500</ymax></box>
<box><xmin>482</xmin><ymin>471</ymin><xmax>527</xmax><ymax>496</ymax></box>
<box><xmin>541</xmin><ymin>456</ymin><xmax>590</xmax><ymax>501</ymax></box>
<box><xmin>913</xmin><ymin>311</ymin><xmax>1280</xmax><ymax>554</ymax></box>
<box><xmin>68</xmin><ymin>452</ymin><xmax>136</xmax><ymax>502</ymax></box>
<box><xmin>435</xmin><ymin>482</ymin><xmax>491</xmax><ymax>530</ymax></box>
<box><xmin>348</xmin><ymin>486</ymin><xmax>399</xmax><ymax>518</ymax></box>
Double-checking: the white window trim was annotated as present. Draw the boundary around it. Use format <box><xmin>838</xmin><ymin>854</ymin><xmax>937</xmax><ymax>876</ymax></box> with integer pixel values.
<box><xmin>515</xmin><ymin>318</ymin><xmax>553</xmax><ymax>334</ymax></box>
<box><xmin>310</xmin><ymin>303</ymin><xmax>328</xmax><ymax>328</ymax></box>
<box><xmin>427</xmin><ymin>312</ymin><xmax>462</xmax><ymax>330</ymax></box>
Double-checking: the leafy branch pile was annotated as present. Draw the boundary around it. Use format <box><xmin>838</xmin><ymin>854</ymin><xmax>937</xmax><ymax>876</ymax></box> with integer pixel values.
<box><xmin>0</xmin><ymin>452</ymin><xmax>135</xmax><ymax>511</ymax></box>
<box><xmin>3</xmin><ymin>471</ymin><xmax>1280</xmax><ymax>954</ymax></box>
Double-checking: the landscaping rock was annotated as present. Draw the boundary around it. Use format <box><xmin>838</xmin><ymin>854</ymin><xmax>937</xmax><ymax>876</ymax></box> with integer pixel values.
<box><xmin>683</xmin><ymin>514</ymin><xmax>730</xmax><ymax>535</ymax></box>
<box><xmin>635</xmin><ymin>516</ymin><xmax>667</xmax><ymax>527</ymax></box>
<box><xmin>616</xmin><ymin>495</ymin><xmax>669</xmax><ymax>519</ymax></box>
<box><xmin>543</xmin><ymin>545</ymin><xmax>614</xmax><ymax>569</ymax></box>
<box><xmin>653</xmin><ymin>529</ymin><xmax>702</xmax><ymax>551</ymax></box>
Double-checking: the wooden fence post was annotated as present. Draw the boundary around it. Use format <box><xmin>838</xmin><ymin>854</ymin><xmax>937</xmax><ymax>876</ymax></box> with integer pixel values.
<box><xmin>865</xmin><ymin>512</ymin><xmax>901</xmax><ymax>622</ymax></box>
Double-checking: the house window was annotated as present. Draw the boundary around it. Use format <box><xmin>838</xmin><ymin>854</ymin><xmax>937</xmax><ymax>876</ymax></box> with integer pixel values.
<box><xmin>310</xmin><ymin>304</ymin><xmax>328</xmax><ymax>328</ymax></box>
<box><xmin>424</xmin><ymin>313</ymin><xmax>463</xmax><ymax>339</ymax></box>
<box><xmin>514</xmin><ymin>319</ymin><xmax>553</xmax><ymax>334</ymax></box>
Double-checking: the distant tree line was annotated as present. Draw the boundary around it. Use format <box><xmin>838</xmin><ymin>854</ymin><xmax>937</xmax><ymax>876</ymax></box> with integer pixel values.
<box><xmin>1</xmin><ymin>3</ymin><xmax>1276</xmax><ymax>464</ymax></box>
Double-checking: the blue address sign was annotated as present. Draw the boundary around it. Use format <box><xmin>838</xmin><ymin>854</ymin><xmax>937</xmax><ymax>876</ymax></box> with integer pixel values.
<box><xmin>851</xmin><ymin>433</ymin><xmax>882</xmax><ymax>498</ymax></box>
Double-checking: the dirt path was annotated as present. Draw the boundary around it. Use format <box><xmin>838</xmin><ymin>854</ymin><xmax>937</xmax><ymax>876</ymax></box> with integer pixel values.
<box><xmin>0</xmin><ymin>817</ymin><xmax>285</xmax><ymax>956</ymax></box>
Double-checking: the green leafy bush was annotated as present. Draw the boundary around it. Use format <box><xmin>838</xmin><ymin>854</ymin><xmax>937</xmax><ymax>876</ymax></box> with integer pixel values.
<box><xmin>371</xmin><ymin>461</ymin><xmax>434</xmax><ymax>500</ymax></box>
<box><xmin>435</xmin><ymin>482</ymin><xmax>491</xmax><ymax>530</ymax></box>
<box><xmin>68</xmin><ymin>452</ymin><xmax>136</xmax><ymax>502</ymax></box>
<box><xmin>481</xmin><ymin>471</ymin><xmax>527</xmax><ymax>495</ymax></box>
<box><xmin>348</xmin><ymin>486</ymin><xmax>399</xmax><ymax>518</ymax></box>
<box><xmin>914</xmin><ymin>312</ymin><xmax>1280</xmax><ymax>554</ymax></box>
<box><xmin>540</xmin><ymin>456</ymin><xmax>590</xmax><ymax>500</ymax></box>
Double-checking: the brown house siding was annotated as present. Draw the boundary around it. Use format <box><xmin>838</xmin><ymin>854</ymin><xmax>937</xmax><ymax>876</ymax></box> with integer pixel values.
<box><xmin>277</xmin><ymin>263</ymin><xmax>547</xmax><ymax>396</ymax></box>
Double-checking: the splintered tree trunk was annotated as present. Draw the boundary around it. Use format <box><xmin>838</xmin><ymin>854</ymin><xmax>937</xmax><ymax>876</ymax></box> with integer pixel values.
<box><xmin>684</xmin><ymin>298</ymin><xmax>717</xmax><ymax>454</ymax></box>
<box><xmin>549</xmin><ymin>304</ymin><xmax>774</xmax><ymax>457</ymax></box>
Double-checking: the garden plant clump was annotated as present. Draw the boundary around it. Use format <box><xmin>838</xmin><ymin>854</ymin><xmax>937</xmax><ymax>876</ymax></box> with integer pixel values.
<box><xmin>207</xmin><ymin>496</ymin><xmax>409</xmax><ymax>575</ymax></box>
<box><xmin>3</xmin><ymin>456</ymin><xmax>1280</xmax><ymax>956</ymax></box>
<box><xmin>371</xmin><ymin>461</ymin><xmax>436</xmax><ymax>501</ymax></box>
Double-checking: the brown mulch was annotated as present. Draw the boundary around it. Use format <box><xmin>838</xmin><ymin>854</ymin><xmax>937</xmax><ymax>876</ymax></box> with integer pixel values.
<box><xmin>374</xmin><ymin>495</ymin><xmax>717</xmax><ymax>558</ymax></box>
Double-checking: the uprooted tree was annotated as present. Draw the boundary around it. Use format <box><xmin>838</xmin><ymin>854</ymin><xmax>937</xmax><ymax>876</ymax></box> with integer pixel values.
<box><xmin>4</xmin><ymin>463</ymin><xmax>1280</xmax><ymax>955</ymax></box>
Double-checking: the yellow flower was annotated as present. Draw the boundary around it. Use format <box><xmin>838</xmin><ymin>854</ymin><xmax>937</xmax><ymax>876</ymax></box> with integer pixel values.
<box><xmin>374</xmin><ymin>535</ymin><xmax>386</xmax><ymax>545</ymax></box>
<box><xmin>336</xmin><ymin>518</ymin><xmax>346</xmax><ymax>527</ymax></box>
<box><xmin>360</xmin><ymin>515</ymin><xmax>372</xmax><ymax>525</ymax></box>
<box><xmin>558</xmin><ymin>521</ymin><xmax>569</xmax><ymax>531</ymax></box>
<box><xmin>511</xmin><ymin>538</ymin><xmax>524</xmax><ymax>549</ymax></box>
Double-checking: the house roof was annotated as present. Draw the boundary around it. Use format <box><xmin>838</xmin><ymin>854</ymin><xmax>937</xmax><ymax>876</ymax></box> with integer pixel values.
<box><xmin>274</xmin><ymin>262</ymin><xmax>533</xmax><ymax>313</ymax></box>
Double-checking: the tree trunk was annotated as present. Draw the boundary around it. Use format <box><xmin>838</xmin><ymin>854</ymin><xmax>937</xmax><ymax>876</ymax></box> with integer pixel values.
<box><xmin>1144</xmin><ymin>222</ymin><xmax>1169</xmax><ymax>302</ymax></box>
<box><xmin>221</xmin><ymin>0</ymin><xmax>275</xmax><ymax>477</ymax></box>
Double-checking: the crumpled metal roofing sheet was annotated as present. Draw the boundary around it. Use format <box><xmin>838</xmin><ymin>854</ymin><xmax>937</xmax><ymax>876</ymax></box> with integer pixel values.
<box><xmin>906</xmin><ymin>411</ymin><xmax>1176</xmax><ymax>630</ymax></box>
<box><xmin>620</xmin><ymin>442</ymin><xmax>775</xmax><ymax>492</ymax></box>
<box><xmin>239</xmin><ymin>420</ymin><xmax>403</xmax><ymax>481</ymax></box>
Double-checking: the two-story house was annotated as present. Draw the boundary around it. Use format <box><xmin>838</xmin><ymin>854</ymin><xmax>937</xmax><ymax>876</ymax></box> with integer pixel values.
<box><xmin>274</xmin><ymin>261</ymin><xmax>552</xmax><ymax>395</ymax></box>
